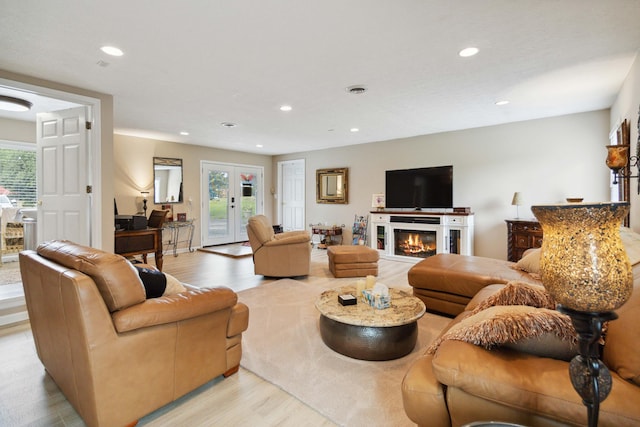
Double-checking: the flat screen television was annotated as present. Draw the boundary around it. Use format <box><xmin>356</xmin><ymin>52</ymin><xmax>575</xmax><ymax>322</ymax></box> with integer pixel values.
<box><xmin>385</xmin><ymin>165</ymin><xmax>453</xmax><ymax>210</ymax></box>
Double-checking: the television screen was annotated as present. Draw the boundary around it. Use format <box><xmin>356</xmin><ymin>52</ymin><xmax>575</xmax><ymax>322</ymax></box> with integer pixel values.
<box><xmin>385</xmin><ymin>166</ymin><xmax>453</xmax><ymax>210</ymax></box>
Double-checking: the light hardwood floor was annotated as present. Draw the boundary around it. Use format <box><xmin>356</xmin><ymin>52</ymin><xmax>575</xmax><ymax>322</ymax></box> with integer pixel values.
<box><xmin>0</xmin><ymin>246</ymin><xmax>416</xmax><ymax>426</ymax></box>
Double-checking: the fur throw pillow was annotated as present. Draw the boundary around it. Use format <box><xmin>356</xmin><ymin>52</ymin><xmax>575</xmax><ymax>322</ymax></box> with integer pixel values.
<box><xmin>470</xmin><ymin>280</ymin><xmax>556</xmax><ymax>315</ymax></box>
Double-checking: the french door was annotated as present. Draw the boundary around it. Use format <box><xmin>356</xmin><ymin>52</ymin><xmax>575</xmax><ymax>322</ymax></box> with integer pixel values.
<box><xmin>201</xmin><ymin>161</ymin><xmax>263</xmax><ymax>246</ymax></box>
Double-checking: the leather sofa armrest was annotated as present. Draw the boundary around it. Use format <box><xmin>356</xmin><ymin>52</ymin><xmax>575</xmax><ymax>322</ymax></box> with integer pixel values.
<box><xmin>227</xmin><ymin>302</ymin><xmax>249</xmax><ymax>337</ymax></box>
<box><xmin>112</xmin><ymin>287</ymin><xmax>238</xmax><ymax>333</ymax></box>
<box><xmin>402</xmin><ymin>354</ymin><xmax>452</xmax><ymax>427</ymax></box>
<box><xmin>265</xmin><ymin>233</ymin><xmax>310</xmax><ymax>246</ymax></box>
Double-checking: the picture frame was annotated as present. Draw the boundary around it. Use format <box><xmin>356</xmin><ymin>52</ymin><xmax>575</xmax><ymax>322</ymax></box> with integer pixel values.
<box><xmin>177</xmin><ymin>212</ymin><xmax>187</xmax><ymax>222</ymax></box>
<box><xmin>371</xmin><ymin>193</ymin><xmax>385</xmax><ymax>210</ymax></box>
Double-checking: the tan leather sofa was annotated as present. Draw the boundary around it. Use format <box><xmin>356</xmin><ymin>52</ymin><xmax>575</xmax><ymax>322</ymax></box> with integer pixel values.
<box><xmin>246</xmin><ymin>214</ymin><xmax>311</xmax><ymax>277</ymax></box>
<box><xmin>19</xmin><ymin>240</ymin><xmax>249</xmax><ymax>427</ymax></box>
<box><xmin>402</xmin><ymin>249</ymin><xmax>640</xmax><ymax>426</ymax></box>
<box><xmin>408</xmin><ymin>253</ymin><xmax>542</xmax><ymax>316</ymax></box>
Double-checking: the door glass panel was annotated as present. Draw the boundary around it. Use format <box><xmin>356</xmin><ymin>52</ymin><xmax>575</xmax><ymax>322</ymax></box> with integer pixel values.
<box><xmin>239</xmin><ymin>170</ymin><xmax>257</xmax><ymax>239</ymax></box>
<box><xmin>207</xmin><ymin>169</ymin><xmax>230</xmax><ymax>239</ymax></box>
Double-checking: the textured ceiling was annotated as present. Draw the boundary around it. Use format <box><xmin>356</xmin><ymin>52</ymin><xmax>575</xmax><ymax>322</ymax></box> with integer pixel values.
<box><xmin>1</xmin><ymin>0</ymin><xmax>639</xmax><ymax>155</ymax></box>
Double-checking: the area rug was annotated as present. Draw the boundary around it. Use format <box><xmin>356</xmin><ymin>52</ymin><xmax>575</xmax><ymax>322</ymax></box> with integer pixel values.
<box><xmin>238</xmin><ymin>278</ymin><xmax>450</xmax><ymax>427</ymax></box>
<box><xmin>198</xmin><ymin>243</ymin><xmax>252</xmax><ymax>258</ymax></box>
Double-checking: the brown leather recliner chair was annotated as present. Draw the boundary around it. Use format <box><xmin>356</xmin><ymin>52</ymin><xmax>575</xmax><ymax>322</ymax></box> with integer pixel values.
<box><xmin>19</xmin><ymin>240</ymin><xmax>249</xmax><ymax>427</ymax></box>
<box><xmin>246</xmin><ymin>215</ymin><xmax>311</xmax><ymax>277</ymax></box>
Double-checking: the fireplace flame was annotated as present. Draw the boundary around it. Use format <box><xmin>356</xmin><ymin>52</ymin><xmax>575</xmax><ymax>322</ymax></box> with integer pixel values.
<box><xmin>402</xmin><ymin>233</ymin><xmax>433</xmax><ymax>254</ymax></box>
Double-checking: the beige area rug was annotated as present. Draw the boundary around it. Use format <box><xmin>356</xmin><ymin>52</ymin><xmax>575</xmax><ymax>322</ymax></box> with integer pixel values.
<box><xmin>198</xmin><ymin>243</ymin><xmax>253</xmax><ymax>258</ymax></box>
<box><xmin>0</xmin><ymin>261</ymin><xmax>22</xmax><ymax>286</ymax></box>
<box><xmin>238</xmin><ymin>278</ymin><xmax>450</xmax><ymax>427</ymax></box>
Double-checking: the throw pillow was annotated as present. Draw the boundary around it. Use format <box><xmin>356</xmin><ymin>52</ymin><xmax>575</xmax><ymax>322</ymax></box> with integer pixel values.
<box><xmin>164</xmin><ymin>272</ymin><xmax>187</xmax><ymax>295</ymax></box>
<box><xmin>135</xmin><ymin>265</ymin><xmax>166</xmax><ymax>298</ymax></box>
<box><xmin>513</xmin><ymin>247</ymin><xmax>541</xmax><ymax>277</ymax></box>
<box><xmin>470</xmin><ymin>280</ymin><xmax>556</xmax><ymax>315</ymax></box>
<box><xmin>427</xmin><ymin>305</ymin><xmax>577</xmax><ymax>361</ymax></box>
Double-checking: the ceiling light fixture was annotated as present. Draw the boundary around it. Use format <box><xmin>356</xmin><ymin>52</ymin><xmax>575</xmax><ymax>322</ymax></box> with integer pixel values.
<box><xmin>221</xmin><ymin>122</ymin><xmax>237</xmax><ymax>128</ymax></box>
<box><xmin>100</xmin><ymin>46</ymin><xmax>124</xmax><ymax>56</ymax></box>
<box><xmin>459</xmin><ymin>47</ymin><xmax>479</xmax><ymax>57</ymax></box>
<box><xmin>0</xmin><ymin>95</ymin><xmax>33</xmax><ymax>112</ymax></box>
<box><xmin>346</xmin><ymin>85</ymin><xmax>367</xmax><ymax>95</ymax></box>
<box><xmin>350</xmin><ymin>128</ymin><xmax>359</xmax><ymax>133</ymax></box>
<box><xmin>495</xmin><ymin>100</ymin><xmax>510</xmax><ymax>106</ymax></box>
<box><xmin>256</xmin><ymin>144</ymin><xmax>263</xmax><ymax>148</ymax></box>
<box><xmin>280</xmin><ymin>105</ymin><xmax>292</xmax><ymax>112</ymax></box>
<box><xmin>180</xmin><ymin>131</ymin><xmax>189</xmax><ymax>136</ymax></box>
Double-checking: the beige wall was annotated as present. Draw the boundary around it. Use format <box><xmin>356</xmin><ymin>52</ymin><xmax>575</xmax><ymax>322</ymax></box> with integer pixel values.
<box><xmin>610</xmin><ymin>52</ymin><xmax>640</xmax><ymax>231</ymax></box>
<box><xmin>274</xmin><ymin>110</ymin><xmax>611</xmax><ymax>259</ymax></box>
<box><xmin>0</xmin><ymin>117</ymin><xmax>35</xmax><ymax>143</ymax></box>
<box><xmin>113</xmin><ymin>134</ymin><xmax>273</xmax><ymax>248</ymax></box>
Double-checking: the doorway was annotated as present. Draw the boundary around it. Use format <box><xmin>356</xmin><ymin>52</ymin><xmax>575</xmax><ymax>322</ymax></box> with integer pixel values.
<box><xmin>201</xmin><ymin>161</ymin><xmax>263</xmax><ymax>246</ymax></box>
<box><xmin>277</xmin><ymin>159</ymin><xmax>305</xmax><ymax>231</ymax></box>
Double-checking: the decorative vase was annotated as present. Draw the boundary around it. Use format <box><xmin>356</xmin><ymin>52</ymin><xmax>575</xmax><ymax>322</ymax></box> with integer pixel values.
<box><xmin>531</xmin><ymin>202</ymin><xmax>632</xmax><ymax>312</ymax></box>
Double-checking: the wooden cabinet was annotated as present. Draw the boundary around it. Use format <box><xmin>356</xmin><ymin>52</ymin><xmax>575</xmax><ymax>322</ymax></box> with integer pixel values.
<box><xmin>115</xmin><ymin>227</ymin><xmax>163</xmax><ymax>270</ymax></box>
<box><xmin>505</xmin><ymin>219</ymin><xmax>543</xmax><ymax>262</ymax></box>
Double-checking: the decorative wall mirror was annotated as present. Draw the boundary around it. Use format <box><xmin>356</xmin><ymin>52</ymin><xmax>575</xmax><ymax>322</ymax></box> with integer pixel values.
<box><xmin>316</xmin><ymin>167</ymin><xmax>348</xmax><ymax>204</ymax></box>
<box><xmin>153</xmin><ymin>157</ymin><xmax>183</xmax><ymax>204</ymax></box>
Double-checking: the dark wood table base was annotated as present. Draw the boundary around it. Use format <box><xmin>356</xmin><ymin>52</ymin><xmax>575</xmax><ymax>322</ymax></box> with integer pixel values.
<box><xmin>319</xmin><ymin>314</ymin><xmax>418</xmax><ymax>361</ymax></box>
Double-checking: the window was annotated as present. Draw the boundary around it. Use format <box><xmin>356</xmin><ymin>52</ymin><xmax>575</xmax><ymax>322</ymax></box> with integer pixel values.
<box><xmin>0</xmin><ymin>141</ymin><xmax>36</xmax><ymax>208</ymax></box>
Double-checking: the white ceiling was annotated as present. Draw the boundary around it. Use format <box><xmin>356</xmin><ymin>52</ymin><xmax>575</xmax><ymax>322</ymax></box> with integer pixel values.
<box><xmin>1</xmin><ymin>0</ymin><xmax>639</xmax><ymax>155</ymax></box>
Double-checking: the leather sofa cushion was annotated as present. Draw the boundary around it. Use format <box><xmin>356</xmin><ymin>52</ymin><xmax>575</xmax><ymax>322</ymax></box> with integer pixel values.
<box><xmin>603</xmin><ymin>263</ymin><xmax>640</xmax><ymax>386</ymax></box>
<box><xmin>409</xmin><ymin>254</ymin><xmax>540</xmax><ymax>299</ymax></box>
<box><xmin>37</xmin><ymin>240</ymin><xmax>146</xmax><ymax>312</ymax></box>
<box><xmin>328</xmin><ymin>245</ymin><xmax>379</xmax><ymax>263</ymax></box>
<box><xmin>248</xmin><ymin>215</ymin><xmax>275</xmax><ymax>244</ymax></box>
<box><xmin>111</xmin><ymin>287</ymin><xmax>238</xmax><ymax>333</ymax></box>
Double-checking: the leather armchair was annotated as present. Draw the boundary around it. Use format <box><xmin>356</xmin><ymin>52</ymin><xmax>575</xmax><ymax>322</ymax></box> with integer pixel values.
<box><xmin>19</xmin><ymin>240</ymin><xmax>249</xmax><ymax>427</ymax></box>
<box><xmin>246</xmin><ymin>215</ymin><xmax>311</xmax><ymax>277</ymax></box>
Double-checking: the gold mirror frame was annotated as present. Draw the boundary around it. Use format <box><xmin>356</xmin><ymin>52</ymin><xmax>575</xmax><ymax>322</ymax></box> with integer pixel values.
<box><xmin>153</xmin><ymin>157</ymin><xmax>183</xmax><ymax>204</ymax></box>
<box><xmin>316</xmin><ymin>168</ymin><xmax>348</xmax><ymax>204</ymax></box>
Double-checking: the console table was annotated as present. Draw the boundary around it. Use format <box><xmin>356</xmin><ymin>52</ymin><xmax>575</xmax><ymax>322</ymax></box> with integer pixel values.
<box><xmin>311</xmin><ymin>224</ymin><xmax>343</xmax><ymax>248</ymax></box>
<box><xmin>115</xmin><ymin>227</ymin><xmax>163</xmax><ymax>270</ymax></box>
<box><xmin>163</xmin><ymin>219</ymin><xmax>195</xmax><ymax>256</ymax></box>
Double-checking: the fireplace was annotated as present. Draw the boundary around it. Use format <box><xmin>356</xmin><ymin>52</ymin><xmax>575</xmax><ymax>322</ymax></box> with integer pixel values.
<box><xmin>394</xmin><ymin>228</ymin><xmax>437</xmax><ymax>259</ymax></box>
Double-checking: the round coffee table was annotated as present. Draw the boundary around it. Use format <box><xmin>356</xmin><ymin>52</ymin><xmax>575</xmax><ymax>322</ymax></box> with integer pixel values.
<box><xmin>315</xmin><ymin>285</ymin><xmax>426</xmax><ymax>361</ymax></box>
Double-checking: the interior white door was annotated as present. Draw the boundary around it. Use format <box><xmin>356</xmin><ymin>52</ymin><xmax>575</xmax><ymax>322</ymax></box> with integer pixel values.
<box><xmin>36</xmin><ymin>107</ymin><xmax>91</xmax><ymax>245</ymax></box>
<box><xmin>278</xmin><ymin>159</ymin><xmax>305</xmax><ymax>231</ymax></box>
<box><xmin>201</xmin><ymin>162</ymin><xmax>263</xmax><ymax>246</ymax></box>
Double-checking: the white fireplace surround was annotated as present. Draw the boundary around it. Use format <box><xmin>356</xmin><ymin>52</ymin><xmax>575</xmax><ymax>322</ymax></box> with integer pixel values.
<box><xmin>370</xmin><ymin>211</ymin><xmax>474</xmax><ymax>262</ymax></box>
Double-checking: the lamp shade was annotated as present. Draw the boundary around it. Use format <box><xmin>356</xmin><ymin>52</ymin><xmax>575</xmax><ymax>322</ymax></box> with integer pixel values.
<box><xmin>531</xmin><ymin>202</ymin><xmax>632</xmax><ymax>312</ymax></box>
<box><xmin>511</xmin><ymin>192</ymin><xmax>523</xmax><ymax>206</ymax></box>
<box><xmin>605</xmin><ymin>144</ymin><xmax>629</xmax><ymax>171</ymax></box>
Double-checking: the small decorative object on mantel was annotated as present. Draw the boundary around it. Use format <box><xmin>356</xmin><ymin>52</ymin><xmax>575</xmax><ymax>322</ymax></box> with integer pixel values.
<box><xmin>532</xmin><ymin>202</ymin><xmax>632</xmax><ymax>427</ymax></box>
<box><xmin>371</xmin><ymin>193</ymin><xmax>385</xmax><ymax>211</ymax></box>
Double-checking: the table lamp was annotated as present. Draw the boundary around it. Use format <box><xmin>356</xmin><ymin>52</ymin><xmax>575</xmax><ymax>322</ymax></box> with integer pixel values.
<box><xmin>141</xmin><ymin>191</ymin><xmax>150</xmax><ymax>216</ymax></box>
<box><xmin>531</xmin><ymin>202</ymin><xmax>632</xmax><ymax>427</ymax></box>
<box><xmin>511</xmin><ymin>192</ymin><xmax>523</xmax><ymax>218</ymax></box>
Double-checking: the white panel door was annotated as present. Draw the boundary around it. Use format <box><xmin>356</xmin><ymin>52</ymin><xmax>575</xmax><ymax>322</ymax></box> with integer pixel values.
<box><xmin>36</xmin><ymin>107</ymin><xmax>90</xmax><ymax>245</ymax></box>
<box><xmin>278</xmin><ymin>159</ymin><xmax>305</xmax><ymax>231</ymax></box>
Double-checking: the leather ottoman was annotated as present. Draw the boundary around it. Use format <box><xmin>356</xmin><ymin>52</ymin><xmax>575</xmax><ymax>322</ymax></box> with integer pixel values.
<box><xmin>328</xmin><ymin>245</ymin><xmax>379</xmax><ymax>278</ymax></box>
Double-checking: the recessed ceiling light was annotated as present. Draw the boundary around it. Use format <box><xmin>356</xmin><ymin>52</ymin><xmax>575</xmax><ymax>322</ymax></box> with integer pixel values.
<box><xmin>458</xmin><ymin>47</ymin><xmax>479</xmax><ymax>57</ymax></box>
<box><xmin>495</xmin><ymin>100</ymin><xmax>510</xmax><ymax>106</ymax></box>
<box><xmin>0</xmin><ymin>95</ymin><xmax>32</xmax><ymax>112</ymax></box>
<box><xmin>256</xmin><ymin>144</ymin><xmax>263</xmax><ymax>148</ymax></box>
<box><xmin>280</xmin><ymin>105</ymin><xmax>292</xmax><ymax>112</ymax></box>
<box><xmin>100</xmin><ymin>46</ymin><xmax>124</xmax><ymax>57</ymax></box>
<box><xmin>350</xmin><ymin>128</ymin><xmax>359</xmax><ymax>133</ymax></box>
<box><xmin>180</xmin><ymin>131</ymin><xmax>189</xmax><ymax>136</ymax></box>
<box><xmin>221</xmin><ymin>122</ymin><xmax>237</xmax><ymax>128</ymax></box>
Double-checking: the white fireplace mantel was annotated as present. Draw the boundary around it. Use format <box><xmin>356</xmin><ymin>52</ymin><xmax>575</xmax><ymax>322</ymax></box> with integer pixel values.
<box><xmin>369</xmin><ymin>211</ymin><xmax>474</xmax><ymax>262</ymax></box>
